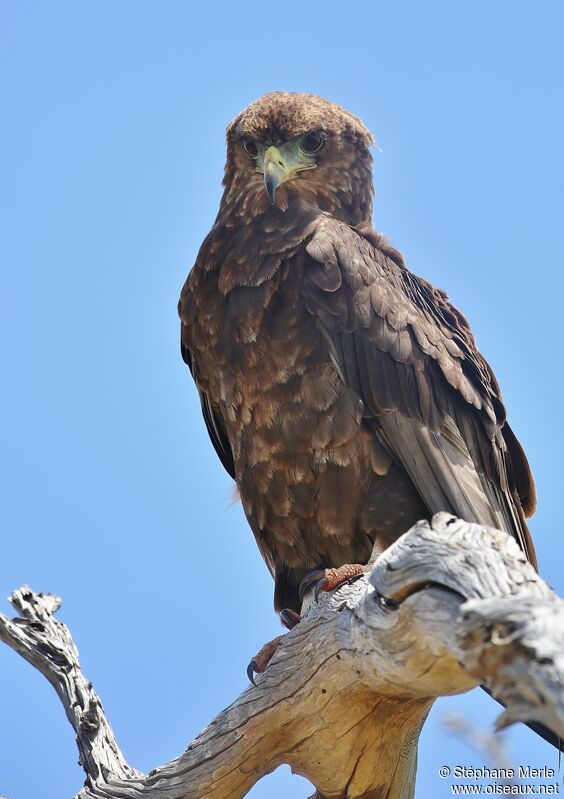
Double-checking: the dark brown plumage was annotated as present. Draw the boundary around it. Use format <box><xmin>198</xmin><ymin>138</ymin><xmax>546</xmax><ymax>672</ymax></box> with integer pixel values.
<box><xmin>179</xmin><ymin>91</ymin><xmax>537</xmax><ymax>614</ymax></box>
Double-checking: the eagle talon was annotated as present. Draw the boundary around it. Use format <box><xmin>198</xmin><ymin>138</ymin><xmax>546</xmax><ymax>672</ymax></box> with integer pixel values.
<box><xmin>299</xmin><ymin>569</ymin><xmax>326</xmax><ymax>602</ymax></box>
<box><xmin>246</xmin><ymin>635</ymin><xmax>284</xmax><ymax>686</ymax></box>
<box><xmin>247</xmin><ymin>610</ymin><xmax>301</xmax><ymax>686</ymax></box>
<box><xmin>280</xmin><ymin>608</ymin><xmax>301</xmax><ymax>629</ymax></box>
<box><xmin>246</xmin><ymin>659</ymin><xmax>258</xmax><ymax>687</ymax></box>
<box><xmin>314</xmin><ymin>577</ymin><xmax>329</xmax><ymax>604</ymax></box>
<box><xmin>300</xmin><ymin>565</ymin><xmax>368</xmax><ymax>605</ymax></box>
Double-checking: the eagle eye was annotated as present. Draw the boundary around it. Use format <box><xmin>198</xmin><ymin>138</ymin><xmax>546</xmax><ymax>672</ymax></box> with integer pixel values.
<box><xmin>242</xmin><ymin>138</ymin><xmax>258</xmax><ymax>157</ymax></box>
<box><xmin>300</xmin><ymin>132</ymin><xmax>325</xmax><ymax>154</ymax></box>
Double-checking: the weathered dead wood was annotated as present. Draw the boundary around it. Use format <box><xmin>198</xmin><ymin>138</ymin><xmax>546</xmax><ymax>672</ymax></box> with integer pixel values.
<box><xmin>0</xmin><ymin>586</ymin><xmax>141</xmax><ymax>785</ymax></box>
<box><xmin>1</xmin><ymin>513</ymin><xmax>562</xmax><ymax>799</ymax></box>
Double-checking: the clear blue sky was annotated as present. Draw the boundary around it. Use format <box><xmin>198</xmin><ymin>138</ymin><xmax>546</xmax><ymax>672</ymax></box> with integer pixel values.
<box><xmin>1</xmin><ymin>2</ymin><xmax>562</xmax><ymax>797</ymax></box>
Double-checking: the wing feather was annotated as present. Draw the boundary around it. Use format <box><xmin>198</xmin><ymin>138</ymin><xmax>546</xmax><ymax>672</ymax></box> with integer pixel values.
<box><xmin>180</xmin><ymin>324</ymin><xmax>236</xmax><ymax>480</ymax></box>
<box><xmin>304</xmin><ymin>217</ymin><xmax>537</xmax><ymax>567</ymax></box>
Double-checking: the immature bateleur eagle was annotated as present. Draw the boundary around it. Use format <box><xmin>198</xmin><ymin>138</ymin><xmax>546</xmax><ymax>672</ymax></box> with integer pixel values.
<box><xmin>179</xmin><ymin>91</ymin><xmax>537</xmax><ymax>619</ymax></box>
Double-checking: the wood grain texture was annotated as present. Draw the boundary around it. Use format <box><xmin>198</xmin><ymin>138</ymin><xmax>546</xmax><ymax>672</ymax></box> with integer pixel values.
<box><xmin>1</xmin><ymin>515</ymin><xmax>561</xmax><ymax>798</ymax></box>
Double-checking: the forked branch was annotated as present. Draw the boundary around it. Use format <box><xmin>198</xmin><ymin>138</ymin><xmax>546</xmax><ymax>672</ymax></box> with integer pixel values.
<box><xmin>1</xmin><ymin>514</ymin><xmax>562</xmax><ymax>799</ymax></box>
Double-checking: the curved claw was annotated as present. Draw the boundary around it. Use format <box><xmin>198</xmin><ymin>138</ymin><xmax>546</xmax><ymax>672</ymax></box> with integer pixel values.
<box><xmin>246</xmin><ymin>659</ymin><xmax>257</xmax><ymax>687</ymax></box>
<box><xmin>280</xmin><ymin>608</ymin><xmax>301</xmax><ymax>630</ymax></box>
<box><xmin>314</xmin><ymin>577</ymin><xmax>329</xmax><ymax>604</ymax></box>
<box><xmin>299</xmin><ymin>569</ymin><xmax>326</xmax><ymax>602</ymax></box>
<box><xmin>300</xmin><ymin>565</ymin><xmax>367</xmax><ymax>605</ymax></box>
<box><xmin>246</xmin><ymin>636</ymin><xmax>282</xmax><ymax>686</ymax></box>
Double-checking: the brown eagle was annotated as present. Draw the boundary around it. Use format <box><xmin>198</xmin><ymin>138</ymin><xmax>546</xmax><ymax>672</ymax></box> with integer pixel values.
<box><xmin>179</xmin><ymin>91</ymin><xmax>537</xmax><ymax>619</ymax></box>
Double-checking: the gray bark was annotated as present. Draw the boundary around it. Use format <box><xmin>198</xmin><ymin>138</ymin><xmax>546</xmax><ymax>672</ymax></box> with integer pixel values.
<box><xmin>1</xmin><ymin>513</ymin><xmax>562</xmax><ymax>799</ymax></box>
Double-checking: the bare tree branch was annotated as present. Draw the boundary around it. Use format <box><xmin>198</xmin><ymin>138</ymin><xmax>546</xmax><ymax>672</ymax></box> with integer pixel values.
<box><xmin>0</xmin><ymin>586</ymin><xmax>141</xmax><ymax>785</ymax></box>
<box><xmin>1</xmin><ymin>514</ymin><xmax>562</xmax><ymax>799</ymax></box>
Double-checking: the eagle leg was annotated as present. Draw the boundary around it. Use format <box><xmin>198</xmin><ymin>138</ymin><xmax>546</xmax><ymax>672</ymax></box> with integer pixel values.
<box><xmin>299</xmin><ymin>564</ymin><xmax>367</xmax><ymax>604</ymax></box>
<box><xmin>246</xmin><ymin>609</ymin><xmax>301</xmax><ymax>686</ymax></box>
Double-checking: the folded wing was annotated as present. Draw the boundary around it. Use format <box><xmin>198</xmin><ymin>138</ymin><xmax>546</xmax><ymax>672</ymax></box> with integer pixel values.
<box><xmin>304</xmin><ymin>217</ymin><xmax>537</xmax><ymax>567</ymax></box>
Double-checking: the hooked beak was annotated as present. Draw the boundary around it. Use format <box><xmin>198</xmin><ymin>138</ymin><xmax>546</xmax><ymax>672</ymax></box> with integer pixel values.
<box><xmin>263</xmin><ymin>146</ymin><xmax>289</xmax><ymax>205</ymax></box>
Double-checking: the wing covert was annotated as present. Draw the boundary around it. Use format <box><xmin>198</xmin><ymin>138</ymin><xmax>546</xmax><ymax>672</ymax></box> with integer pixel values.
<box><xmin>303</xmin><ymin>216</ymin><xmax>537</xmax><ymax>565</ymax></box>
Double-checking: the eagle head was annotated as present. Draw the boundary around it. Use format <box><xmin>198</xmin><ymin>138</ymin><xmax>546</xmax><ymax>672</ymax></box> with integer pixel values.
<box><xmin>221</xmin><ymin>92</ymin><xmax>376</xmax><ymax>225</ymax></box>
